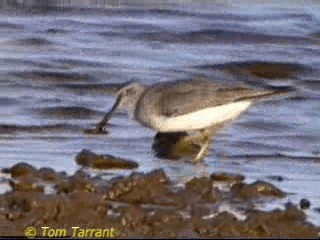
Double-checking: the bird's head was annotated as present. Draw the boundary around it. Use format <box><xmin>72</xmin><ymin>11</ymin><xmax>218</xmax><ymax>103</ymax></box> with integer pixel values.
<box><xmin>107</xmin><ymin>81</ymin><xmax>146</xmax><ymax>120</ymax></box>
<box><xmin>115</xmin><ymin>81</ymin><xmax>146</xmax><ymax>118</ymax></box>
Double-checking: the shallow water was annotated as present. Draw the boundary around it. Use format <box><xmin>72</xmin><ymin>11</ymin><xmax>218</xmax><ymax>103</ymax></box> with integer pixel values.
<box><xmin>0</xmin><ymin>0</ymin><xmax>319</xmax><ymax>225</ymax></box>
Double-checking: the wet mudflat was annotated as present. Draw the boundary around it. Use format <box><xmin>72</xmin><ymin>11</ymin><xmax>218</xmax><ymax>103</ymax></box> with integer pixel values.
<box><xmin>1</xmin><ymin>162</ymin><xmax>319</xmax><ymax>238</ymax></box>
<box><xmin>0</xmin><ymin>0</ymin><xmax>320</xmax><ymax>237</ymax></box>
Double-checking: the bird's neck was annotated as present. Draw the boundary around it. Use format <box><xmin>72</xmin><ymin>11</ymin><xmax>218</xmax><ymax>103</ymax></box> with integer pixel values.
<box><xmin>127</xmin><ymin>91</ymin><xmax>146</xmax><ymax>120</ymax></box>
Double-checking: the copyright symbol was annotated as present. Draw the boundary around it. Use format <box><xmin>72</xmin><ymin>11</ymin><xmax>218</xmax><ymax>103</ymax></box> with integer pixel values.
<box><xmin>25</xmin><ymin>227</ymin><xmax>37</xmax><ymax>238</ymax></box>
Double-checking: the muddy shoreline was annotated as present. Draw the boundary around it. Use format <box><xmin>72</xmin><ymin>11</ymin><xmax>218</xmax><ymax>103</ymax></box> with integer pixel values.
<box><xmin>1</xmin><ymin>160</ymin><xmax>319</xmax><ymax>238</ymax></box>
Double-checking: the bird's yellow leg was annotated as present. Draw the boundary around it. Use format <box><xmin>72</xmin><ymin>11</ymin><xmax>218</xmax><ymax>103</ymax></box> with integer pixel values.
<box><xmin>189</xmin><ymin>129</ymin><xmax>212</xmax><ymax>163</ymax></box>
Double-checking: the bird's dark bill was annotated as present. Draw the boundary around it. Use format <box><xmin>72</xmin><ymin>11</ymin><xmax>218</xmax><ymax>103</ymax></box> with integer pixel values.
<box><xmin>84</xmin><ymin>94</ymin><xmax>122</xmax><ymax>134</ymax></box>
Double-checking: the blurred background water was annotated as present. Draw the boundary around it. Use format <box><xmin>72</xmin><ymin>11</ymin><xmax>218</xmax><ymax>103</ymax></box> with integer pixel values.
<box><xmin>0</xmin><ymin>0</ymin><xmax>319</xmax><ymax>224</ymax></box>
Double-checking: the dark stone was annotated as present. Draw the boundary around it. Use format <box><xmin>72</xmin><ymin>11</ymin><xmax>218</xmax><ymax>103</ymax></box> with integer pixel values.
<box><xmin>9</xmin><ymin>177</ymin><xmax>44</xmax><ymax>192</ymax></box>
<box><xmin>75</xmin><ymin>149</ymin><xmax>139</xmax><ymax>169</ymax></box>
<box><xmin>185</xmin><ymin>177</ymin><xmax>212</xmax><ymax>196</ymax></box>
<box><xmin>104</xmin><ymin>169</ymin><xmax>172</xmax><ymax>205</ymax></box>
<box><xmin>300</xmin><ymin>198</ymin><xmax>311</xmax><ymax>210</ymax></box>
<box><xmin>38</xmin><ymin>167</ymin><xmax>61</xmax><ymax>182</ymax></box>
<box><xmin>185</xmin><ymin>177</ymin><xmax>221</xmax><ymax>203</ymax></box>
<box><xmin>231</xmin><ymin>180</ymin><xmax>286</xmax><ymax>199</ymax></box>
<box><xmin>211</xmin><ymin>172</ymin><xmax>245</xmax><ymax>183</ymax></box>
<box><xmin>55</xmin><ymin>170</ymin><xmax>96</xmax><ymax>194</ymax></box>
<box><xmin>121</xmin><ymin>205</ymin><xmax>147</xmax><ymax>227</ymax></box>
<box><xmin>2</xmin><ymin>163</ymin><xmax>37</xmax><ymax>178</ymax></box>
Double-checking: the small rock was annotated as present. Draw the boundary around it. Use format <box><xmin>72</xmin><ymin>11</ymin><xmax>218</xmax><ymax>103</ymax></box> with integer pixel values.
<box><xmin>190</xmin><ymin>204</ymin><xmax>212</xmax><ymax>218</ymax></box>
<box><xmin>211</xmin><ymin>172</ymin><xmax>245</xmax><ymax>183</ymax></box>
<box><xmin>231</xmin><ymin>180</ymin><xmax>286</xmax><ymax>199</ymax></box>
<box><xmin>299</xmin><ymin>198</ymin><xmax>311</xmax><ymax>210</ymax></box>
<box><xmin>75</xmin><ymin>149</ymin><xmax>139</xmax><ymax>169</ymax></box>
<box><xmin>122</xmin><ymin>205</ymin><xmax>147</xmax><ymax>227</ymax></box>
<box><xmin>104</xmin><ymin>169</ymin><xmax>171</xmax><ymax>204</ymax></box>
<box><xmin>9</xmin><ymin>177</ymin><xmax>44</xmax><ymax>192</ymax></box>
<box><xmin>186</xmin><ymin>177</ymin><xmax>212</xmax><ymax>196</ymax></box>
<box><xmin>2</xmin><ymin>163</ymin><xmax>37</xmax><ymax>178</ymax></box>
<box><xmin>55</xmin><ymin>170</ymin><xmax>95</xmax><ymax>194</ymax></box>
<box><xmin>38</xmin><ymin>167</ymin><xmax>61</xmax><ymax>182</ymax></box>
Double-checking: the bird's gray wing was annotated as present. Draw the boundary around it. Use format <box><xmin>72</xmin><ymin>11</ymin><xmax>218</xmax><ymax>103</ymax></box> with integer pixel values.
<box><xmin>147</xmin><ymin>79</ymin><xmax>272</xmax><ymax>117</ymax></box>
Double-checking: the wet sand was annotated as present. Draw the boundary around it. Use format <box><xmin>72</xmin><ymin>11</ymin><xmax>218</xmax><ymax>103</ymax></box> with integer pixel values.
<box><xmin>1</xmin><ymin>160</ymin><xmax>319</xmax><ymax>238</ymax></box>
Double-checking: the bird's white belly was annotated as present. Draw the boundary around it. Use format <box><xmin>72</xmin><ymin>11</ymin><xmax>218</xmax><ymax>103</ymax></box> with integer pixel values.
<box><xmin>153</xmin><ymin>100</ymin><xmax>252</xmax><ymax>132</ymax></box>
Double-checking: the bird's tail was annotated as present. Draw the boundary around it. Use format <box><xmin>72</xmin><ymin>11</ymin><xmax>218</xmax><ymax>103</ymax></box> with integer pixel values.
<box><xmin>236</xmin><ymin>87</ymin><xmax>293</xmax><ymax>101</ymax></box>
